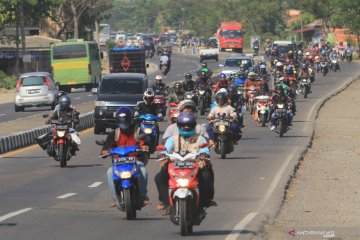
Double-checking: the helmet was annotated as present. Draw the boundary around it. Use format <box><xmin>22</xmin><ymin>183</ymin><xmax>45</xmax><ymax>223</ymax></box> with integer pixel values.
<box><xmin>275</xmin><ymin>84</ymin><xmax>285</xmax><ymax>94</ymax></box>
<box><xmin>219</xmin><ymin>73</ymin><xmax>226</xmax><ymax>80</ymax></box>
<box><xmin>260</xmin><ymin>64</ymin><xmax>266</xmax><ymax>70</ymax></box>
<box><xmin>276</xmin><ymin>61</ymin><xmax>283</xmax><ymax>67</ymax></box>
<box><xmin>308</xmin><ymin>55</ymin><xmax>313</xmax><ymax>60</ymax></box>
<box><xmin>174</xmin><ymin>82</ymin><xmax>182</xmax><ymax>93</ymax></box>
<box><xmin>248</xmin><ymin>71</ymin><xmax>256</xmax><ymax>79</ymax></box>
<box><xmin>227</xmin><ymin>85</ymin><xmax>236</xmax><ymax>95</ymax></box>
<box><xmin>288</xmin><ymin>50</ymin><xmax>293</xmax><ymax>55</ymax></box>
<box><xmin>185</xmin><ymin>73</ymin><xmax>192</xmax><ymax>82</ymax></box>
<box><xmin>178</xmin><ymin>100</ymin><xmax>197</xmax><ymax>113</ymax></box>
<box><xmin>305</xmin><ymin>51</ymin><xmax>310</xmax><ymax>56</ymax></box>
<box><xmin>155</xmin><ymin>75</ymin><xmax>162</xmax><ymax>84</ymax></box>
<box><xmin>177</xmin><ymin>112</ymin><xmax>197</xmax><ymax>137</ymax></box>
<box><xmin>237</xmin><ymin>70</ymin><xmax>245</xmax><ymax>78</ymax></box>
<box><xmin>201</xmin><ymin>63</ymin><xmax>207</xmax><ymax>68</ymax></box>
<box><xmin>215</xmin><ymin>92</ymin><xmax>228</xmax><ymax>106</ymax></box>
<box><xmin>115</xmin><ymin>107</ymin><xmax>133</xmax><ymax>130</ymax></box>
<box><xmin>59</xmin><ymin>95</ymin><xmax>71</xmax><ymax>110</ymax></box>
<box><xmin>298</xmin><ymin>50</ymin><xmax>302</xmax><ymax>55</ymax></box>
<box><xmin>143</xmin><ymin>88</ymin><xmax>155</xmax><ymax>104</ymax></box>
<box><xmin>286</xmin><ymin>65</ymin><xmax>293</xmax><ymax>72</ymax></box>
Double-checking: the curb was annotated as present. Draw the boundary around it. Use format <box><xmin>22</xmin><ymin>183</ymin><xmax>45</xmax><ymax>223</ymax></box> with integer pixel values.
<box><xmin>0</xmin><ymin>111</ymin><xmax>94</xmax><ymax>155</ymax></box>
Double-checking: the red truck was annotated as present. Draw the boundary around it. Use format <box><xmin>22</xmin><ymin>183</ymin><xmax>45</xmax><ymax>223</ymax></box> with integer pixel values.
<box><xmin>216</xmin><ymin>22</ymin><xmax>244</xmax><ymax>53</ymax></box>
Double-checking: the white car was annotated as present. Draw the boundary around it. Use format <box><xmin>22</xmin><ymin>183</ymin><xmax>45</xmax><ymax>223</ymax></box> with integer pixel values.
<box><xmin>116</xmin><ymin>31</ymin><xmax>125</xmax><ymax>41</ymax></box>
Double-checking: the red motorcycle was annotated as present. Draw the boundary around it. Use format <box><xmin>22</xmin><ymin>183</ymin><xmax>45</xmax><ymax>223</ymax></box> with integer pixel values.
<box><xmin>169</xmin><ymin>102</ymin><xmax>179</xmax><ymax>124</ymax></box>
<box><xmin>245</xmin><ymin>86</ymin><xmax>259</xmax><ymax>115</ymax></box>
<box><xmin>156</xmin><ymin>144</ymin><xmax>208</xmax><ymax>236</ymax></box>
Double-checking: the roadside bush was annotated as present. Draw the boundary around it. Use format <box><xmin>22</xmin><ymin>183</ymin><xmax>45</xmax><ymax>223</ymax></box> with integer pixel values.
<box><xmin>0</xmin><ymin>71</ymin><xmax>17</xmax><ymax>89</ymax></box>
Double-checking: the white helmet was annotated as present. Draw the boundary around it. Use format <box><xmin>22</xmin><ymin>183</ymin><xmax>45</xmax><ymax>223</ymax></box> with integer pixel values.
<box><xmin>305</xmin><ymin>51</ymin><xmax>310</xmax><ymax>56</ymax></box>
<box><xmin>276</xmin><ymin>61</ymin><xmax>283</xmax><ymax>67</ymax></box>
<box><xmin>155</xmin><ymin>75</ymin><xmax>162</xmax><ymax>81</ymax></box>
<box><xmin>298</xmin><ymin>50</ymin><xmax>302</xmax><ymax>55</ymax></box>
<box><xmin>143</xmin><ymin>88</ymin><xmax>155</xmax><ymax>104</ymax></box>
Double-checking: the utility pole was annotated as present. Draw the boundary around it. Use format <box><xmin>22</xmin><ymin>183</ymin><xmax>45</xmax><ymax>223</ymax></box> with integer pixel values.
<box><xmin>300</xmin><ymin>10</ymin><xmax>304</xmax><ymax>42</ymax></box>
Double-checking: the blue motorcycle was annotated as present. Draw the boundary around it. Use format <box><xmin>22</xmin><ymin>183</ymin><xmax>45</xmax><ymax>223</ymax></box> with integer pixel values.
<box><xmin>138</xmin><ymin>114</ymin><xmax>159</xmax><ymax>154</ymax></box>
<box><xmin>101</xmin><ymin>145</ymin><xmax>143</xmax><ymax>220</ymax></box>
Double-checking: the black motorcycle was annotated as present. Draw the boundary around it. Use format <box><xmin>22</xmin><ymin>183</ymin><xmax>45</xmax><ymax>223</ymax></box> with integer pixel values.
<box><xmin>211</xmin><ymin>113</ymin><xmax>234</xmax><ymax>159</ymax></box>
<box><xmin>320</xmin><ymin>60</ymin><xmax>329</xmax><ymax>76</ymax></box>
<box><xmin>298</xmin><ymin>77</ymin><xmax>311</xmax><ymax>98</ymax></box>
<box><xmin>274</xmin><ymin>103</ymin><xmax>288</xmax><ymax>137</ymax></box>
<box><xmin>196</xmin><ymin>83</ymin><xmax>210</xmax><ymax>115</ymax></box>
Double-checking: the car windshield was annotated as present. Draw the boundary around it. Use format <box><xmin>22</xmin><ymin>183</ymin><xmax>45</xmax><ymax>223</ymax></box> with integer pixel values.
<box><xmin>224</xmin><ymin>59</ymin><xmax>252</xmax><ymax>68</ymax></box>
<box><xmin>100</xmin><ymin>77</ymin><xmax>143</xmax><ymax>94</ymax></box>
<box><xmin>277</xmin><ymin>45</ymin><xmax>293</xmax><ymax>53</ymax></box>
<box><xmin>21</xmin><ymin>76</ymin><xmax>45</xmax><ymax>86</ymax></box>
<box><xmin>53</xmin><ymin>44</ymin><xmax>87</xmax><ymax>59</ymax></box>
<box><xmin>221</xmin><ymin>30</ymin><xmax>242</xmax><ymax>38</ymax></box>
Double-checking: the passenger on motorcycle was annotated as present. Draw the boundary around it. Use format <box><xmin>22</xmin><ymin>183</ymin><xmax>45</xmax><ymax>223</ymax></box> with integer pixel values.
<box><xmin>151</xmin><ymin>75</ymin><xmax>168</xmax><ymax>95</ymax></box>
<box><xmin>207</xmin><ymin>93</ymin><xmax>241</xmax><ymax>142</ymax></box>
<box><xmin>233</xmin><ymin>71</ymin><xmax>247</xmax><ymax>86</ymax></box>
<box><xmin>168</xmin><ymin>82</ymin><xmax>185</xmax><ymax>104</ymax></box>
<box><xmin>35</xmin><ymin>95</ymin><xmax>80</xmax><ymax>157</ymax></box>
<box><xmin>155</xmin><ymin>112</ymin><xmax>216</xmax><ymax>215</ymax></box>
<box><xmin>136</xmin><ymin>88</ymin><xmax>159</xmax><ymax>116</ymax></box>
<box><xmin>101</xmin><ymin>107</ymin><xmax>150</xmax><ymax>207</ymax></box>
<box><xmin>182</xmin><ymin>73</ymin><xmax>195</xmax><ymax>92</ymax></box>
<box><xmin>213</xmin><ymin>73</ymin><xmax>230</xmax><ymax>93</ymax></box>
<box><xmin>227</xmin><ymin>85</ymin><xmax>244</xmax><ymax>128</ymax></box>
<box><xmin>269</xmin><ymin>85</ymin><xmax>294</xmax><ymax>131</ymax></box>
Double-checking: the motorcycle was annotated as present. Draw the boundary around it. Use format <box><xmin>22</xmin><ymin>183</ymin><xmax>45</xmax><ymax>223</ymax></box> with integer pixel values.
<box><xmin>245</xmin><ymin>86</ymin><xmax>258</xmax><ymax>115</ymax></box>
<box><xmin>145</xmin><ymin>49</ymin><xmax>153</xmax><ymax>59</ymax></box>
<box><xmin>253</xmin><ymin>45</ymin><xmax>259</xmax><ymax>55</ymax></box>
<box><xmin>97</xmin><ymin>143</ymin><xmax>146</xmax><ymax>220</ymax></box>
<box><xmin>169</xmin><ymin>102</ymin><xmax>179</xmax><ymax>124</ymax></box>
<box><xmin>346</xmin><ymin>49</ymin><xmax>352</xmax><ymax>62</ymax></box>
<box><xmin>339</xmin><ymin>49</ymin><xmax>345</xmax><ymax>62</ymax></box>
<box><xmin>160</xmin><ymin>62</ymin><xmax>168</xmax><ymax>75</ymax></box>
<box><xmin>330</xmin><ymin>57</ymin><xmax>340</xmax><ymax>72</ymax></box>
<box><xmin>320</xmin><ymin>60</ymin><xmax>329</xmax><ymax>76</ymax></box>
<box><xmin>265</xmin><ymin>46</ymin><xmax>271</xmax><ymax>57</ymax></box>
<box><xmin>298</xmin><ymin>77</ymin><xmax>311</xmax><ymax>98</ymax></box>
<box><xmin>274</xmin><ymin>103</ymin><xmax>288</xmax><ymax>137</ymax></box>
<box><xmin>138</xmin><ymin>114</ymin><xmax>159</xmax><ymax>154</ymax></box>
<box><xmin>210</xmin><ymin>113</ymin><xmax>234</xmax><ymax>159</ymax></box>
<box><xmin>196</xmin><ymin>84</ymin><xmax>209</xmax><ymax>115</ymax></box>
<box><xmin>254</xmin><ymin>95</ymin><xmax>270</xmax><ymax>127</ymax></box>
<box><xmin>155</xmin><ymin>145</ymin><xmax>209</xmax><ymax>236</ymax></box>
<box><xmin>152</xmin><ymin>94</ymin><xmax>166</xmax><ymax>120</ymax></box>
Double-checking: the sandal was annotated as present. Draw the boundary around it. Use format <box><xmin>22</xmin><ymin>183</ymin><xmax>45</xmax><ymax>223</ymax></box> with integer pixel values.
<box><xmin>156</xmin><ymin>203</ymin><xmax>165</xmax><ymax>210</ymax></box>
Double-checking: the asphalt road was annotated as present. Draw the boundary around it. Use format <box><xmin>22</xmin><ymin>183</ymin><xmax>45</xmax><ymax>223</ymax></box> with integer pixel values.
<box><xmin>0</xmin><ymin>53</ymin><xmax>217</xmax><ymax>123</ymax></box>
<box><xmin>1</xmin><ymin>60</ymin><xmax>359</xmax><ymax>240</ymax></box>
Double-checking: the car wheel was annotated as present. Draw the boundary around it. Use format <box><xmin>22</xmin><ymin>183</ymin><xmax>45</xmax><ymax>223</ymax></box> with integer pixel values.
<box><xmin>15</xmin><ymin>105</ymin><xmax>24</xmax><ymax>112</ymax></box>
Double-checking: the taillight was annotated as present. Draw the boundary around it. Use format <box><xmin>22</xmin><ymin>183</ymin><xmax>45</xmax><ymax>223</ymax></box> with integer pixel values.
<box><xmin>44</xmin><ymin>77</ymin><xmax>51</xmax><ymax>90</ymax></box>
<box><xmin>88</xmin><ymin>64</ymin><xmax>91</xmax><ymax>75</ymax></box>
<box><xmin>15</xmin><ymin>78</ymin><xmax>22</xmax><ymax>92</ymax></box>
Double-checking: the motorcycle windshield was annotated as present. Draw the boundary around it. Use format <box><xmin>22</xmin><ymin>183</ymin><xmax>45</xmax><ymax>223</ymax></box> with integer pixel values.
<box><xmin>139</xmin><ymin>114</ymin><xmax>158</xmax><ymax>121</ymax></box>
<box><xmin>110</xmin><ymin>146</ymin><xmax>138</xmax><ymax>156</ymax></box>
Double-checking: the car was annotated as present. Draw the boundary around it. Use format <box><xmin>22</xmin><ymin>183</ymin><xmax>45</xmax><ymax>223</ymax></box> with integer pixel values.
<box><xmin>92</xmin><ymin>73</ymin><xmax>149</xmax><ymax>134</ymax></box>
<box><xmin>14</xmin><ymin>72</ymin><xmax>58</xmax><ymax>112</ymax></box>
<box><xmin>219</xmin><ymin>55</ymin><xmax>255</xmax><ymax>78</ymax></box>
<box><xmin>273</xmin><ymin>40</ymin><xmax>294</xmax><ymax>61</ymax></box>
<box><xmin>116</xmin><ymin>31</ymin><xmax>125</xmax><ymax>41</ymax></box>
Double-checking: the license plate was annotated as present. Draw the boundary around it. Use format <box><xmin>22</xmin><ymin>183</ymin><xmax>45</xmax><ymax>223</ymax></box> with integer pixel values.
<box><xmin>114</xmin><ymin>157</ymin><xmax>136</xmax><ymax>165</ymax></box>
<box><xmin>174</xmin><ymin>161</ymin><xmax>194</xmax><ymax>169</ymax></box>
<box><xmin>214</xmin><ymin>121</ymin><xmax>230</xmax><ymax>127</ymax></box>
<box><xmin>113</xmin><ymin>112</ymin><xmax>117</xmax><ymax>117</ymax></box>
<box><xmin>27</xmin><ymin>89</ymin><xmax>39</xmax><ymax>94</ymax></box>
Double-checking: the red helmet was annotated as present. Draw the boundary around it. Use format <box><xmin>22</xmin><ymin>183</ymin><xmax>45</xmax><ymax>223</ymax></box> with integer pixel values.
<box><xmin>308</xmin><ymin>55</ymin><xmax>313</xmax><ymax>60</ymax></box>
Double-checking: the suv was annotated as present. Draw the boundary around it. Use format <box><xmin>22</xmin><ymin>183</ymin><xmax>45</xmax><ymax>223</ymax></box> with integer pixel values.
<box><xmin>92</xmin><ymin>73</ymin><xmax>148</xmax><ymax>134</ymax></box>
<box><xmin>220</xmin><ymin>55</ymin><xmax>255</xmax><ymax>77</ymax></box>
<box><xmin>273</xmin><ymin>40</ymin><xmax>294</xmax><ymax>61</ymax></box>
<box><xmin>14</xmin><ymin>72</ymin><xmax>58</xmax><ymax>112</ymax></box>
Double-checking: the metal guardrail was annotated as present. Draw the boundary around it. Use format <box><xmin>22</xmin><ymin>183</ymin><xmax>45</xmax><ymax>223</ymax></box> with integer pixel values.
<box><xmin>0</xmin><ymin>111</ymin><xmax>94</xmax><ymax>154</ymax></box>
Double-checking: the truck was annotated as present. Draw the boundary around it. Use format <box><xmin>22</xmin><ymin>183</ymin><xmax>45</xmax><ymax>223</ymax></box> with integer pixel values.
<box><xmin>108</xmin><ymin>46</ymin><xmax>147</xmax><ymax>75</ymax></box>
<box><xmin>216</xmin><ymin>22</ymin><xmax>244</xmax><ymax>53</ymax></box>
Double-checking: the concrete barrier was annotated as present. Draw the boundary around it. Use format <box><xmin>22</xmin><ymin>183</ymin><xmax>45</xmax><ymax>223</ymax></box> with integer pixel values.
<box><xmin>0</xmin><ymin>111</ymin><xmax>94</xmax><ymax>155</ymax></box>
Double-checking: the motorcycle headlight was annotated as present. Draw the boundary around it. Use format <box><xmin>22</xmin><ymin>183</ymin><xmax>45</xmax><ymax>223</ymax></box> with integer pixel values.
<box><xmin>177</xmin><ymin>178</ymin><xmax>190</xmax><ymax>187</ymax></box>
<box><xmin>199</xmin><ymin>90</ymin><xmax>205</xmax><ymax>94</ymax></box>
<box><xmin>144</xmin><ymin>128</ymin><xmax>152</xmax><ymax>134</ymax></box>
<box><xmin>218</xmin><ymin>125</ymin><xmax>226</xmax><ymax>132</ymax></box>
<box><xmin>95</xmin><ymin>101</ymin><xmax>107</xmax><ymax>107</ymax></box>
<box><xmin>277</xmin><ymin>104</ymin><xmax>284</xmax><ymax>109</ymax></box>
<box><xmin>119</xmin><ymin>171</ymin><xmax>132</xmax><ymax>179</ymax></box>
<box><xmin>57</xmin><ymin>130</ymin><xmax>65</xmax><ymax>137</ymax></box>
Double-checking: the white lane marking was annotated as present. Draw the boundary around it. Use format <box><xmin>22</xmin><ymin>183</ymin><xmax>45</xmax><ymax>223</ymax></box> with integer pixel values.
<box><xmin>88</xmin><ymin>182</ymin><xmax>103</xmax><ymax>188</ymax></box>
<box><xmin>0</xmin><ymin>208</ymin><xmax>32</xmax><ymax>222</ymax></box>
<box><xmin>0</xmin><ymin>114</ymin><xmax>6</xmax><ymax>117</ymax></box>
<box><xmin>57</xmin><ymin>193</ymin><xmax>77</xmax><ymax>199</ymax></box>
<box><xmin>74</xmin><ymin>97</ymin><xmax>81</xmax><ymax>100</ymax></box>
<box><xmin>225</xmin><ymin>212</ymin><xmax>258</xmax><ymax>240</ymax></box>
<box><xmin>87</xmin><ymin>94</ymin><xmax>92</xmax><ymax>97</ymax></box>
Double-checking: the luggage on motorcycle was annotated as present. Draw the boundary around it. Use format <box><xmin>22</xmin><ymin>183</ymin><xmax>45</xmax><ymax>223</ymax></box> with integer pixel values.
<box><xmin>35</xmin><ymin>133</ymin><xmax>51</xmax><ymax>150</ymax></box>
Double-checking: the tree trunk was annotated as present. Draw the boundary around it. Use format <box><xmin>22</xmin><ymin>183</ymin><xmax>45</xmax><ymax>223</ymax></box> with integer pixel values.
<box><xmin>70</xmin><ymin>1</ymin><xmax>79</xmax><ymax>39</ymax></box>
<box><xmin>15</xmin><ymin>3</ymin><xmax>20</xmax><ymax>75</ymax></box>
<box><xmin>95</xmin><ymin>19</ymin><xmax>99</xmax><ymax>44</ymax></box>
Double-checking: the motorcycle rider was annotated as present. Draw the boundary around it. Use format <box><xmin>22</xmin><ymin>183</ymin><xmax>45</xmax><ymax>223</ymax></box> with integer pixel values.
<box><xmin>233</xmin><ymin>70</ymin><xmax>247</xmax><ymax>87</ymax></box>
<box><xmin>213</xmin><ymin>73</ymin><xmax>230</xmax><ymax>93</ymax></box>
<box><xmin>269</xmin><ymin>85</ymin><xmax>294</xmax><ymax>130</ymax></box>
<box><xmin>160</xmin><ymin>52</ymin><xmax>170</xmax><ymax>73</ymax></box>
<box><xmin>227</xmin><ymin>85</ymin><xmax>244</xmax><ymax>128</ymax></box>
<box><xmin>244</xmin><ymin>71</ymin><xmax>260</xmax><ymax>100</ymax></box>
<box><xmin>168</xmin><ymin>82</ymin><xmax>185</xmax><ymax>104</ymax></box>
<box><xmin>151</xmin><ymin>75</ymin><xmax>168</xmax><ymax>96</ymax></box>
<box><xmin>198</xmin><ymin>63</ymin><xmax>213</xmax><ymax>79</ymax></box>
<box><xmin>155</xmin><ymin>112</ymin><xmax>216</xmax><ymax>214</ymax></box>
<box><xmin>182</xmin><ymin>73</ymin><xmax>195</xmax><ymax>92</ymax></box>
<box><xmin>207</xmin><ymin>93</ymin><xmax>241</xmax><ymax>143</ymax></box>
<box><xmin>101</xmin><ymin>107</ymin><xmax>150</xmax><ymax>207</ymax></box>
<box><xmin>35</xmin><ymin>95</ymin><xmax>80</xmax><ymax>157</ymax></box>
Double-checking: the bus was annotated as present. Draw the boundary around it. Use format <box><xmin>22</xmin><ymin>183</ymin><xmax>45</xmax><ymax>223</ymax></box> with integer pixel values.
<box><xmin>216</xmin><ymin>22</ymin><xmax>244</xmax><ymax>53</ymax></box>
<box><xmin>50</xmin><ymin>40</ymin><xmax>102</xmax><ymax>92</ymax></box>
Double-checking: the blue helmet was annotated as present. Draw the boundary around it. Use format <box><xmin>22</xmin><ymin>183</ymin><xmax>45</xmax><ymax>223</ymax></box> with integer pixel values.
<box><xmin>115</xmin><ymin>107</ymin><xmax>133</xmax><ymax>130</ymax></box>
<box><xmin>177</xmin><ymin>112</ymin><xmax>196</xmax><ymax>137</ymax></box>
<box><xmin>260</xmin><ymin>64</ymin><xmax>266</xmax><ymax>69</ymax></box>
<box><xmin>285</xmin><ymin>65</ymin><xmax>292</xmax><ymax>72</ymax></box>
<box><xmin>219</xmin><ymin>73</ymin><xmax>226</xmax><ymax>79</ymax></box>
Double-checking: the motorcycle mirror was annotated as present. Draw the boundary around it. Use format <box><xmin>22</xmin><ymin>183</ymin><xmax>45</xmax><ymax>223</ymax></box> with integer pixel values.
<box><xmin>42</xmin><ymin>113</ymin><xmax>49</xmax><ymax>118</ymax></box>
<box><xmin>156</xmin><ymin>145</ymin><xmax>166</xmax><ymax>151</ymax></box>
<box><xmin>95</xmin><ymin>140</ymin><xmax>105</xmax><ymax>146</ymax></box>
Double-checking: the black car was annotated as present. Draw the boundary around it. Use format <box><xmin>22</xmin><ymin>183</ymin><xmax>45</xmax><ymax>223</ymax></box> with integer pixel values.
<box><xmin>92</xmin><ymin>73</ymin><xmax>148</xmax><ymax>134</ymax></box>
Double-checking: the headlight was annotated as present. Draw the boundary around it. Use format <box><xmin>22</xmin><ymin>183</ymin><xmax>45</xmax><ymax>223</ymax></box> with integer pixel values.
<box><xmin>95</xmin><ymin>101</ymin><xmax>107</xmax><ymax>107</ymax></box>
<box><xmin>144</xmin><ymin>128</ymin><xmax>152</xmax><ymax>134</ymax></box>
<box><xmin>177</xmin><ymin>178</ymin><xmax>190</xmax><ymax>187</ymax></box>
<box><xmin>218</xmin><ymin>125</ymin><xmax>226</xmax><ymax>132</ymax></box>
<box><xmin>57</xmin><ymin>130</ymin><xmax>65</xmax><ymax>137</ymax></box>
<box><xmin>199</xmin><ymin>90</ymin><xmax>205</xmax><ymax>94</ymax></box>
<box><xmin>119</xmin><ymin>171</ymin><xmax>132</xmax><ymax>179</ymax></box>
<box><xmin>277</xmin><ymin>104</ymin><xmax>284</xmax><ymax>109</ymax></box>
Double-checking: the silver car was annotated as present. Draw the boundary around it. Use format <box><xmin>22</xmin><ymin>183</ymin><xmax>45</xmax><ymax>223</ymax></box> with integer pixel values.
<box><xmin>14</xmin><ymin>72</ymin><xmax>57</xmax><ymax>112</ymax></box>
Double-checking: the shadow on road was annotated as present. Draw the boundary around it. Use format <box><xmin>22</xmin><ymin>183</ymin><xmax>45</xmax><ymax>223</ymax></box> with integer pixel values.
<box><xmin>65</xmin><ymin>164</ymin><xmax>103</xmax><ymax>168</ymax></box>
<box><xmin>191</xmin><ymin>229</ymin><xmax>256</xmax><ymax>236</ymax></box>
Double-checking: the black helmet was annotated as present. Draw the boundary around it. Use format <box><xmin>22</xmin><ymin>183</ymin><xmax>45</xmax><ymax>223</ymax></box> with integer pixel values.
<box><xmin>185</xmin><ymin>73</ymin><xmax>192</xmax><ymax>82</ymax></box>
<box><xmin>178</xmin><ymin>100</ymin><xmax>197</xmax><ymax>113</ymax></box>
<box><xmin>115</xmin><ymin>107</ymin><xmax>133</xmax><ymax>130</ymax></box>
<box><xmin>227</xmin><ymin>85</ymin><xmax>236</xmax><ymax>96</ymax></box>
<box><xmin>215</xmin><ymin>92</ymin><xmax>228</xmax><ymax>106</ymax></box>
<box><xmin>177</xmin><ymin>112</ymin><xmax>197</xmax><ymax>137</ymax></box>
<box><xmin>59</xmin><ymin>95</ymin><xmax>71</xmax><ymax>110</ymax></box>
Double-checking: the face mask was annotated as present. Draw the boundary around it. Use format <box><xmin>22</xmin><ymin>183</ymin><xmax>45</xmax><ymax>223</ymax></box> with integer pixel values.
<box><xmin>178</xmin><ymin>128</ymin><xmax>195</xmax><ymax>137</ymax></box>
<box><xmin>119</xmin><ymin>123</ymin><xmax>130</xmax><ymax>131</ymax></box>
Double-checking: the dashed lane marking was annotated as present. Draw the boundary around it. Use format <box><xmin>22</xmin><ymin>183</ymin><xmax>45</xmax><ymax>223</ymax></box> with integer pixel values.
<box><xmin>57</xmin><ymin>193</ymin><xmax>77</xmax><ymax>199</ymax></box>
<box><xmin>88</xmin><ymin>182</ymin><xmax>103</xmax><ymax>188</ymax></box>
<box><xmin>0</xmin><ymin>208</ymin><xmax>32</xmax><ymax>222</ymax></box>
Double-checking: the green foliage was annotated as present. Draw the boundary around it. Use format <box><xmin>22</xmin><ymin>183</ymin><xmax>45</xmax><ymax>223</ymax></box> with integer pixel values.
<box><xmin>106</xmin><ymin>40</ymin><xmax>117</xmax><ymax>49</ymax></box>
<box><xmin>0</xmin><ymin>71</ymin><xmax>16</xmax><ymax>90</ymax></box>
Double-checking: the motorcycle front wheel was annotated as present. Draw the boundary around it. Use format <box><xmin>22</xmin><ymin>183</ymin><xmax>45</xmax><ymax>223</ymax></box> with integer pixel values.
<box><xmin>58</xmin><ymin>143</ymin><xmax>67</xmax><ymax>168</ymax></box>
<box><xmin>179</xmin><ymin>199</ymin><xmax>193</xmax><ymax>236</ymax></box>
<box><xmin>199</xmin><ymin>100</ymin><xmax>205</xmax><ymax>115</ymax></box>
<box><xmin>124</xmin><ymin>188</ymin><xmax>136</xmax><ymax>220</ymax></box>
<box><xmin>220</xmin><ymin>141</ymin><xmax>226</xmax><ymax>159</ymax></box>
<box><xmin>279</xmin><ymin>119</ymin><xmax>284</xmax><ymax>137</ymax></box>
<box><xmin>260</xmin><ymin>113</ymin><xmax>267</xmax><ymax>127</ymax></box>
